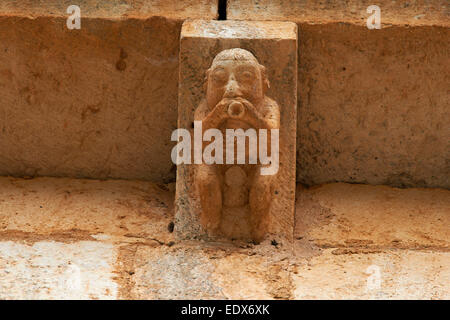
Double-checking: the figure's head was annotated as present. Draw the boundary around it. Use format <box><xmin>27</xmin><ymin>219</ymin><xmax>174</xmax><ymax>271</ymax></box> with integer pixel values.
<box><xmin>205</xmin><ymin>48</ymin><xmax>269</xmax><ymax>109</ymax></box>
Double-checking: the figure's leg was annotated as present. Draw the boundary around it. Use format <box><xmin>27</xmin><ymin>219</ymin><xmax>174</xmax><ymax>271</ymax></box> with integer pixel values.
<box><xmin>249</xmin><ymin>167</ymin><xmax>273</xmax><ymax>243</ymax></box>
<box><xmin>195</xmin><ymin>164</ymin><xmax>223</xmax><ymax>234</ymax></box>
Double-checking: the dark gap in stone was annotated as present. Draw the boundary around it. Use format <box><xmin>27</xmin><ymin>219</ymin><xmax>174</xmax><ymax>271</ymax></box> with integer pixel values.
<box><xmin>218</xmin><ymin>0</ymin><xmax>227</xmax><ymax>20</ymax></box>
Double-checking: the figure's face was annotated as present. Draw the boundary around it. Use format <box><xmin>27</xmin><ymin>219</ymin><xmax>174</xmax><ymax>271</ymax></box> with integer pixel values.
<box><xmin>206</xmin><ymin>60</ymin><xmax>264</xmax><ymax>109</ymax></box>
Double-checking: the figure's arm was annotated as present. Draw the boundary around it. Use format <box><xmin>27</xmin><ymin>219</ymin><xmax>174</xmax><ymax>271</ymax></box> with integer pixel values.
<box><xmin>263</xmin><ymin>97</ymin><xmax>280</xmax><ymax>130</ymax></box>
<box><xmin>194</xmin><ymin>100</ymin><xmax>208</xmax><ymax>122</ymax></box>
<box><xmin>241</xmin><ymin>97</ymin><xmax>280</xmax><ymax>130</ymax></box>
<box><xmin>196</xmin><ymin>99</ymin><xmax>229</xmax><ymax>130</ymax></box>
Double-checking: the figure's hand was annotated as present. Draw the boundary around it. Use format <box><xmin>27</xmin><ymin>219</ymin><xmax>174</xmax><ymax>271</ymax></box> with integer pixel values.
<box><xmin>204</xmin><ymin>98</ymin><xmax>266</xmax><ymax>129</ymax></box>
<box><xmin>203</xmin><ymin>99</ymin><xmax>230</xmax><ymax>128</ymax></box>
<box><xmin>240</xmin><ymin>99</ymin><xmax>263</xmax><ymax>121</ymax></box>
<box><xmin>221</xmin><ymin>97</ymin><xmax>263</xmax><ymax>122</ymax></box>
<box><xmin>211</xmin><ymin>99</ymin><xmax>232</xmax><ymax>120</ymax></box>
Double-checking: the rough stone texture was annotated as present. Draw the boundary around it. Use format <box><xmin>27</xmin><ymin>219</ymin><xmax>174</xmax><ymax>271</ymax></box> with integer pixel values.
<box><xmin>129</xmin><ymin>244</ymin><xmax>292</xmax><ymax>299</ymax></box>
<box><xmin>292</xmin><ymin>183</ymin><xmax>449</xmax><ymax>299</ymax></box>
<box><xmin>175</xmin><ymin>20</ymin><xmax>297</xmax><ymax>243</ymax></box>
<box><xmin>0</xmin><ymin>2</ymin><xmax>448</xmax><ymax>189</ymax></box>
<box><xmin>228</xmin><ymin>1</ymin><xmax>450</xmax><ymax>188</ymax></box>
<box><xmin>0</xmin><ymin>241</ymin><xmax>117</xmax><ymax>299</ymax></box>
<box><xmin>0</xmin><ymin>1</ymin><xmax>217</xmax><ymax>182</ymax></box>
<box><xmin>295</xmin><ymin>183</ymin><xmax>450</xmax><ymax>249</ymax></box>
<box><xmin>228</xmin><ymin>0</ymin><xmax>450</xmax><ymax>27</ymax></box>
<box><xmin>0</xmin><ymin>0</ymin><xmax>218</xmax><ymax>20</ymax></box>
<box><xmin>295</xmin><ymin>24</ymin><xmax>449</xmax><ymax>188</ymax></box>
<box><xmin>0</xmin><ymin>177</ymin><xmax>175</xmax><ymax>243</ymax></box>
<box><xmin>0</xmin><ymin>177</ymin><xmax>448</xmax><ymax>299</ymax></box>
<box><xmin>293</xmin><ymin>249</ymin><xmax>449</xmax><ymax>299</ymax></box>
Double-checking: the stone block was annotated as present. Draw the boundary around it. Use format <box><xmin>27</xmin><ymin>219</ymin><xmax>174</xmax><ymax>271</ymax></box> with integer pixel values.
<box><xmin>295</xmin><ymin>183</ymin><xmax>450</xmax><ymax>249</ymax></box>
<box><xmin>292</xmin><ymin>249</ymin><xmax>450</xmax><ymax>299</ymax></box>
<box><xmin>0</xmin><ymin>241</ymin><xmax>117</xmax><ymax>300</ymax></box>
<box><xmin>0</xmin><ymin>1</ymin><xmax>218</xmax><ymax>182</ymax></box>
<box><xmin>227</xmin><ymin>1</ymin><xmax>450</xmax><ymax>189</ymax></box>
<box><xmin>227</xmin><ymin>0</ymin><xmax>449</xmax><ymax>27</ymax></box>
<box><xmin>175</xmin><ymin>20</ymin><xmax>297</xmax><ymax>244</ymax></box>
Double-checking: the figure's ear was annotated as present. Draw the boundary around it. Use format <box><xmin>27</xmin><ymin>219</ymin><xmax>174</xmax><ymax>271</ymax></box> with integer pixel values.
<box><xmin>203</xmin><ymin>68</ymin><xmax>211</xmax><ymax>92</ymax></box>
<box><xmin>260</xmin><ymin>65</ymin><xmax>270</xmax><ymax>93</ymax></box>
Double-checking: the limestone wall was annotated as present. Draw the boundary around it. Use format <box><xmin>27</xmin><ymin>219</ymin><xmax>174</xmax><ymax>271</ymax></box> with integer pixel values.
<box><xmin>0</xmin><ymin>0</ymin><xmax>448</xmax><ymax>188</ymax></box>
<box><xmin>0</xmin><ymin>1</ymin><xmax>219</xmax><ymax>181</ymax></box>
<box><xmin>228</xmin><ymin>0</ymin><xmax>450</xmax><ymax>188</ymax></box>
<box><xmin>0</xmin><ymin>177</ymin><xmax>448</xmax><ymax>299</ymax></box>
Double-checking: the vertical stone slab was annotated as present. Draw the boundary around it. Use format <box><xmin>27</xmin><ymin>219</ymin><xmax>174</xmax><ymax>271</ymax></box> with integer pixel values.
<box><xmin>175</xmin><ymin>20</ymin><xmax>297</xmax><ymax>244</ymax></box>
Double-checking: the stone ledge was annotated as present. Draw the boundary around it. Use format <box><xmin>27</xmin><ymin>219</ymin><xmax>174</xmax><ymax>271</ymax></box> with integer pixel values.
<box><xmin>0</xmin><ymin>0</ymin><xmax>218</xmax><ymax>20</ymax></box>
<box><xmin>228</xmin><ymin>0</ymin><xmax>449</xmax><ymax>27</ymax></box>
<box><xmin>0</xmin><ymin>177</ymin><xmax>448</xmax><ymax>299</ymax></box>
<box><xmin>181</xmin><ymin>19</ymin><xmax>297</xmax><ymax>39</ymax></box>
<box><xmin>292</xmin><ymin>249</ymin><xmax>449</xmax><ymax>299</ymax></box>
<box><xmin>295</xmin><ymin>183</ymin><xmax>450</xmax><ymax>250</ymax></box>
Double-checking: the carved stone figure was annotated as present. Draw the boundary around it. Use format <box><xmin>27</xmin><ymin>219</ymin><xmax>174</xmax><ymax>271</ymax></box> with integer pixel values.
<box><xmin>194</xmin><ymin>48</ymin><xmax>280</xmax><ymax>242</ymax></box>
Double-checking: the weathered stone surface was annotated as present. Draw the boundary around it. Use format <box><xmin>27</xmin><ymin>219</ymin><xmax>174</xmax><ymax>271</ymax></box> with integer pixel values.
<box><xmin>295</xmin><ymin>25</ymin><xmax>450</xmax><ymax>188</ymax></box>
<box><xmin>228</xmin><ymin>0</ymin><xmax>449</xmax><ymax>27</ymax></box>
<box><xmin>0</xmin><ymin>1</ymin><xmax>216</xmax><ymax>182</ymax></box>
<box><xmin>0</xmin><ymin>2</ymin><xmax>447</xmax><ymax>189</ymax></box>
<box><xmin>295</xmin><ymin>183</ymin><xmax>450</xmax><ymax>249</ymax></box>
<box><xmin>0</xmin><ymin>0</ymin><xmax>218</xmax><ymax>20</ymax></box>
<box><xmin>0</xmin><ymin>177</ymin><xmax>448</xmax><ymax>299</ymax></box>
<box><xmin>129</xmin><ymin>244</ymin><xmax>292</xmax><ymax>299</ymax></box>
<box><xmin>175</xmin><ymin>20</ymin><xmax>297</xmax><ymax>243</ymax></box>
<box><xmin>227</xmin><ymin>1</ymin><xmax>450</xmax><ymax>189</ymax></box>
<box><xmin>293</xmin><ymin>183</ymin><xmax>450</xmax><ymax>300</ymax></box>
<box><xmin>0</xmin><ymin>177</ymin><xmax>174</xmax><ymax>243</ymax></box>
<box><xmin>293</xmin><ymin>249</ymin><xmax>450</xmax><ymax>300</ymax></box>
<box><xmin>0</xmin><ymin>241</ymin><xmax>117</xmax><ymax>299</ymax></box>
<box><xmin>130</xmin><ymin>245</ymin><xmax>226</xmax><ymax>299</ymax></box>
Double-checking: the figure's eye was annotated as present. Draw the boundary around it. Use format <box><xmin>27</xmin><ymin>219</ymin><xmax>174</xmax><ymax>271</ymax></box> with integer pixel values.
<box><xmin>238</xmin><ymin>70</ymin><xmax>255</xmax><ymax>82</ymax></box>
<box><xmin>211</xmin><ymin>69</ymin><xmax>228</xmax><ymax>86</ymax></box>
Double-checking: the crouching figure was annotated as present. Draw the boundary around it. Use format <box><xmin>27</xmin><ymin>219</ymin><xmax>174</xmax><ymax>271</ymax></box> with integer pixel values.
<box><xmin>194</xmin><ymin>48</ymin><xmax>280</xmax><ymax>243</ymax></box>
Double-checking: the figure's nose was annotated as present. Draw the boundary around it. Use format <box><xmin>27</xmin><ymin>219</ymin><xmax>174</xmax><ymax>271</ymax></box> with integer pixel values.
<box><xmin>223</xmin><ymin>77</ymin><xmax>243</xmax><ymax>98</ymax></box>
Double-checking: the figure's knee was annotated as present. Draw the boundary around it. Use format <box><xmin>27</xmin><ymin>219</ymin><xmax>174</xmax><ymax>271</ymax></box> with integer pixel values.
<box><xmin>196</xmin><ymin>165</ymin><xmax>221</xmax><ymax>190</ymax></box>
<box><xmin>250</xmin><ymin>173</ymin><xmax>272</xmax><ymax>204</ymax></box>
<box><xmin>195</xmin><ymin>164</ymin><xmax>223</xmax><ymax>231</ymax></box>
<box><xmin>249</xmin><ymin>171</ymin><xmax>273</xmax><ymax>242</ymax></box>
